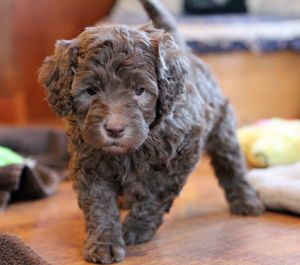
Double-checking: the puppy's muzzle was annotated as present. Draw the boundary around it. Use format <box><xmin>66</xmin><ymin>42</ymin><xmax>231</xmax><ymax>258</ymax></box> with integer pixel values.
<box><xmin>104</xmin><ymin>121</ymin><xmax>126</xmax><ymax>138</ymax></box>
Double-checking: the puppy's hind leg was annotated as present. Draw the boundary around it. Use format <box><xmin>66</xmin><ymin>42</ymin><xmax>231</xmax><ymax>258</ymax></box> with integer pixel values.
<box><xmin>122</xmin><ymin>195</ymin><xmax>171</xmax><ymax>245</ymax></box>
<box><xmin>206</xmin><ymin>103</ymin><xmax>265</xmax><ymax>216</ymax></box>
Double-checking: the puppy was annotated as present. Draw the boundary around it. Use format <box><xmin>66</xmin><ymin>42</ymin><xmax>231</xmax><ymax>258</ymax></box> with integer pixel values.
<box><xmin>39</xmin><ymin>0</ymin><xmax>264</xmax><ymax>263</ymax></box>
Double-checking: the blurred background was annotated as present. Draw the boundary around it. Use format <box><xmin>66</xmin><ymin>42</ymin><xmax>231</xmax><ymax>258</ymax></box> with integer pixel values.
<box><xmin>0</xmin><ymin>0</ymin><xmax>300</xmax><ymax>126</ymax></box>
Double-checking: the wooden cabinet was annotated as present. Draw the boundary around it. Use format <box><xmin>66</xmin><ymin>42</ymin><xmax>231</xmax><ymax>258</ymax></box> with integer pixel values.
<box><xmin>201</xmin><ymin>51</ymin><xmax>300</xmax><ymax>125</ymax></box>
<box><xmin>0</xmin><ymin>0</ymin><xmax>115</xmax><ymax>124</ymax></box>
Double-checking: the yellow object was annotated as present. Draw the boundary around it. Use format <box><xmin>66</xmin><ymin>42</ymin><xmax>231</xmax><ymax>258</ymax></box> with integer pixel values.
<box><xmin>238</xmin><ymin>119</ymin><xmax>300</xmax><ymax>168</ymax></box>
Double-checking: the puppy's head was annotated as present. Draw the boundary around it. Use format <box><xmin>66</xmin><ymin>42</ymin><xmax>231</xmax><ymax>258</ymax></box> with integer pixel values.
<box><xmin>39</xmin><ymin>24</ymin><xmax>188</xmax><ymax>154</ymax></box>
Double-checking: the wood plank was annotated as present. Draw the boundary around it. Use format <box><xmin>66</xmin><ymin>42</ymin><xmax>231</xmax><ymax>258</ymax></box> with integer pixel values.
<box><xmin>1</xmin><ymin>158</ymin><xmax>300</xmax><ymax>265</ymax></box>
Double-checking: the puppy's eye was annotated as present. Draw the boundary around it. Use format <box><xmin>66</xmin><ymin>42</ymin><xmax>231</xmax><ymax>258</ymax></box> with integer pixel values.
<box><xmin>135</xmin><ymin>87</ymin><xmax>145</xmax><ymax>96</ymax></box>
<box><xmin>85</xmin><ymin>88</ymin><xmax>97</xmax><ymax>96</ymax></box>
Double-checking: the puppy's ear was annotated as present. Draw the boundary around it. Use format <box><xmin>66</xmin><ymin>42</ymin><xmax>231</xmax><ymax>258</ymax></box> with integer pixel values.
<box><xmin>39</xmin><ymin>40</ymin><xmax>78</xmax><ymax>117</ymax></box>
<box><xmin>156</xmin><ymin>34</ymin><xmax>188</xmax><ymax>120</ymax></box>
<box><xmin>141</xmin><ymin>24</ymin><xmax>188</xmax><ymax>125</ymax></box>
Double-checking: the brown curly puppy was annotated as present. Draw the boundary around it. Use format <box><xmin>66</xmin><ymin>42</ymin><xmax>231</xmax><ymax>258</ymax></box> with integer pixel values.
<box><xmin>39</xmin><ymin>0</ymin><xmax>264</xmax><ymax>263</ymax></box>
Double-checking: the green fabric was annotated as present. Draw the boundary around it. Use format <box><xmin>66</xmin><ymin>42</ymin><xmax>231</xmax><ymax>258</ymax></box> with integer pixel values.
<box><xmin>0</xmin><ymin>146</ymin><xmax>24</xmax><ymax>167</ymax></box>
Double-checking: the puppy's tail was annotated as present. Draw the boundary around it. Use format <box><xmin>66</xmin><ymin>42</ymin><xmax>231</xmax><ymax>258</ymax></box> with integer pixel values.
<box><xmin>139</xmin><ymin>0</ymin><xmax>186</xmax><ymax>49</ymax></box>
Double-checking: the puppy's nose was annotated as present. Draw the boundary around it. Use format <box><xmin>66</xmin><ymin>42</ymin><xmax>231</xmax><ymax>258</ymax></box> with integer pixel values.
<box><xmin>104</xmin><ymin>122</ymin><xmax>125</xmax><ymax>138</ymax></box>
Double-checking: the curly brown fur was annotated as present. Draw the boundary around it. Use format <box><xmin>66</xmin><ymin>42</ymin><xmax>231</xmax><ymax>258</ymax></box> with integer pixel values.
<box><xmin>39</xmin><ymin>3</ymin><xmax>264</xmax><ymax>264</ymax></box>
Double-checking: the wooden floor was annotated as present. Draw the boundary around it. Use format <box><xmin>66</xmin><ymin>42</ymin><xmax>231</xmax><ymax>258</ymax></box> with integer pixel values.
<box><xmin>1</xmin><ymin>158</ymin><xmax>300</xmax><ymax>265</ymax></box>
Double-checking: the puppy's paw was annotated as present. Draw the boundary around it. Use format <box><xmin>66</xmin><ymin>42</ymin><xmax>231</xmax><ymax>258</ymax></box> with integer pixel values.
<box><xmin>123</xmin><ymin>222</ymin><xmax>155</xmax><ymax>245</ymax></box>
<box><xmin>229</xmin><ymin>186</ymin><xmax>265</xmax><ymax>216</ymax></box>
<box><xmin>83</xmin><ymin>233</ymin><xmax>126</xmax><ymax>264</ymax></box>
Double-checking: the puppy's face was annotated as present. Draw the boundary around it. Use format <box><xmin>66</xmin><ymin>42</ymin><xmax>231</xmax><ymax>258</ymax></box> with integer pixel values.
<box><xmin>39</xmin><ymin>25</ymin><xmax>187</xmax><ymax>154</ymax></box>
<box><xmin>72</xmin><ymin>32</ymin><xmax>158</xmax><ymax>153</ymax></box>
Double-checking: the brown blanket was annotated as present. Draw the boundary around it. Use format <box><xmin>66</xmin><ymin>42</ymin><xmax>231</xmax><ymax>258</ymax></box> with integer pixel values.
<box><xmin>0</xmin><ymin>127</ymin><xmax>69</xmax><ymax>211</ymax></box>
<box><xmin>0</xmin><ymin>233</ymin><xmax>51</xmax><ymax>265</ymax></box>
<box><xmin>0</xmin><ymin>127</ymin><xmax>69</xmax><ymax>171</ymax></box>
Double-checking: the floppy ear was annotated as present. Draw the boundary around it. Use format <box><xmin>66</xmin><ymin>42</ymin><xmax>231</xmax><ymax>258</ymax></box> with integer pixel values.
<box><xmin>39</xmin><ymin>40</ymin><xmax>78</xmax><ymax>117</ymax></box>
<box><xmin>141</xmin><ymin>24</ymin><xmax>188</xmax><ymax>126</ymax></box>
<box><xmin>156</xmin><ymin>34</ymin><xmax>188</xmax><ymax>120</ymax></box>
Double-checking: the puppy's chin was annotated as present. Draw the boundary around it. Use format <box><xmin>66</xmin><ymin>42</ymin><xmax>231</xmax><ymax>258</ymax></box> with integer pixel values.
<box><xmin>100</xmin><ymin>138</ymin><xmax>145</xmax><ymax>155</ymax></box>
<box><xmin>82</xmin><ymin>127</ymin><xmax>148</xmax><ymax>154</ymax></box>
<box><xmin>84</xmin><ymin>137</ymin><xmax>145</xmax><ymax>155</ymax></box>
<box><xmin>101</xmin><ymin>145</ymin><xmax>130</xmax><ymax>154</ymax></box>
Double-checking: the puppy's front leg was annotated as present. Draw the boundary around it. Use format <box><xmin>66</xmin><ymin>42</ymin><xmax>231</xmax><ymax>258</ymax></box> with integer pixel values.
<box><xmin>74</xmin><ymin>177</ymin><xmax>125</xmax><ymax>264</ymax></box>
